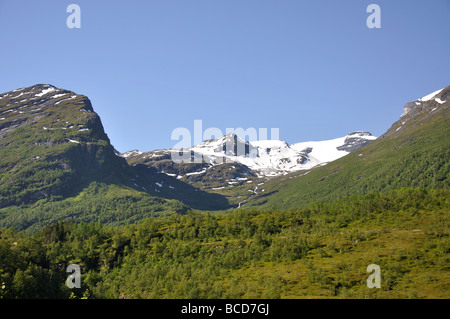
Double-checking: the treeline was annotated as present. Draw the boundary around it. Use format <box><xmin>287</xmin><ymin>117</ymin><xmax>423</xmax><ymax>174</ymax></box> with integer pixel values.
<box><xmin>0</xmin><ymin>187</ymin><xmax>448</xmax><ymax>299</ymax></box>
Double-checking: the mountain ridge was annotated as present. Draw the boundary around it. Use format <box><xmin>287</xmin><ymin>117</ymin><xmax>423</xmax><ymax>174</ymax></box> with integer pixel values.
<box><xmin>243</xmin><ymin>85</ymin><xmax>449</xmax><ymax>209</ymax></box>
<box><xmin>0</xmin><ymin>83</ymin><xmax>448</xmax><ymax>231</ymax></box>
<box><xmin>119</xmin><ymin>130</ymin><xmax>377</xmax><ymax>209</ymax></box>
<box><xmin>121</xmin><ymin>131</ymin><xmax>377</xmax><ymax>177</ymax></box>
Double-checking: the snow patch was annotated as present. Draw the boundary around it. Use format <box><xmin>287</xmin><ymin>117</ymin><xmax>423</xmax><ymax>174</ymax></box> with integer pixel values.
<box><xmin>418</xmin><ymin>88</ymin><xmax>443</xmax><ymax>102</ymax></box>
<box><xmin>186</xmin><ymin>169</ymin><xmax>207</xmax><ymax>176</ymax></box>
<box><xmin>121</xmin><ymin>150</ymin><xmax>143</xmax><ymax>158</ymax></box>
<box><xmin>11</xmin><ymin>93</ymin><xmax>24</xmax><ymax>99</ymax></box>
<box><xmin>54</xmin><ymin>95</ymin><xmax>77</xmax><ymax>105</ymax></box>
<box><xmin>52</xmin><ymin>93</ymin><xmax>69</xmax><ymax>99</ymax></box>
<box><xmin>35</xmin><ymin>87</ymin><xmax>56</xmax><ymax>97</ymax></box>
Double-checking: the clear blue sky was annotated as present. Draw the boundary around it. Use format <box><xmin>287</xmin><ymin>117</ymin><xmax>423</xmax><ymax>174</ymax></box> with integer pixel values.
<box><xmin>0</xmin><ymin>0</ymin><xmax>448</xmax><ymax>153</ymax></box>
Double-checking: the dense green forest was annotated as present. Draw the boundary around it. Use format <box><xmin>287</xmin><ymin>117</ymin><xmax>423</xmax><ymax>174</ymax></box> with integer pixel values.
<box><xmin>0</xmin><ymin>182</ymin><xmax>189</xmax><ymax>233</ymax></box>
<box><xmin>1</xmin><ymin>188</ymin><xmax>448</xmax><ymax>299</ymax></box>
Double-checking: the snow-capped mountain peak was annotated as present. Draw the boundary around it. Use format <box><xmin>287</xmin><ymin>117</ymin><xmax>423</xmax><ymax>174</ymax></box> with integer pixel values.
<box><xmin>192</xmin><ymin>132</ymin><xmax>255</xmax><ymax>157</ymax></box>
<box><xmin>172</xmin><ymin>131</ymin><xmax>377</xmax><ymax>176</ymax></box>
<box><xmin>119</xmin><ymin>131</ymin><xmax>377</xmax><ymax>178</ymax></box>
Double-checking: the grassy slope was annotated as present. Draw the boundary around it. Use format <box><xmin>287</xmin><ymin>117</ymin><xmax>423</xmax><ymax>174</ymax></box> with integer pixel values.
<box><xmin>245</xmin><ymin>98</ymin><xmax>449</xmax><ymax>210</ymax></box>
<box><xmin>235</xmin><ymin>201</ymin><xmax>449</xmax><ymax>298</ymax></box>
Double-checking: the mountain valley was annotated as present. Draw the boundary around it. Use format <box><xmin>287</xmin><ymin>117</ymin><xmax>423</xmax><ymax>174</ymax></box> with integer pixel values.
<box><xmin>0</xmin><ymin>84</ymin><xmax>448</xmax><ymax>300</ymax></box>
<box><xmin>0</xmin><ymin>84</ymin><xmax>448</xmax><ymax>230</ymax></box>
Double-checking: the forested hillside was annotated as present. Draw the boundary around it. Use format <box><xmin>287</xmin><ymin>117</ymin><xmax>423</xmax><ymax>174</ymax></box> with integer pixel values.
<box><xmin>1</xmin><ymin>85</ymin><xmax>448</xmax><ymax>299</ymax></box>
<box><xmin>1</xmin><ymin>188</ymin><xmax>448</xmax><ymax>299</ymax></box>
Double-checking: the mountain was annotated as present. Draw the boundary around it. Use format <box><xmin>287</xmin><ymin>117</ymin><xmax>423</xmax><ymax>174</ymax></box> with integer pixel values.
<box><xmin>121</xmin><ymin>131</ymin><xmax>376</xmax><ymax>209</ymax></box>
<box><xmin>120</xmin><ymin>131</ymin><xmax>375</xmax><ymax>209</ymax></box>
<box><xmin>1</xmin><ymin>84</ymin><xmax>448</xmax><ymax>300</ymax></box>
<box><xmin>0</xmin><ymin>84</ymin><xmax>123</xmax><ymax>206</ymax></box>
<box><xmin>0</xmin><ymin>84</ymin><xmax>189</xmax><ymax>231</ymax></box>
<box><xmin>243</xmin><ymin>86</ymin><xmax>450</xmax><ymax>209</ymax></box>
<box><xmin>1</xmin><ymin>83</ymin><xmax>447</xmax><ymax>231</ymax></box>
<box><xmin>123</xmin><ymin>132</ymin><xmax>376</xmax><ymax>178</ymax></box>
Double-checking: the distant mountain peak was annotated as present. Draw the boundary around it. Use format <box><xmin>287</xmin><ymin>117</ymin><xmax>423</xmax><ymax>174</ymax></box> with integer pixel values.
<box><xmin>347</xmin><ymin>131</ymin><xmax>373</xmax><ymax>137</ymax></box>
<box><xmin>122</xmin><ymin>131</ymin><xmax>377</xmax><ymax>178</ymax></box>
<box><xmin>337</xmin><ymin>132</ymin><xmax>375</xmax><ymax>152</ymax></box>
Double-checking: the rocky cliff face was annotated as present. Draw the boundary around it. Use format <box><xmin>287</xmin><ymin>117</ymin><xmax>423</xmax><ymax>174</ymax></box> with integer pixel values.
<box><xmin>402</xmin><ymin>87</ymin><xmax>448</xmax><ymax>117</ymax></box>
<box><xmin>336</xmin><ymin>132</ymin><xmax>374</xmax><ymax>152</ymax></box>
<box><xmin>0</xmin><ymin>84</ymin><xmax>129</xmax><ymax>207</ymax></box>
<box><xmin>386</xmin><ymin>86</ymin><xmax>449</xmax><ymax>138</ymax></box>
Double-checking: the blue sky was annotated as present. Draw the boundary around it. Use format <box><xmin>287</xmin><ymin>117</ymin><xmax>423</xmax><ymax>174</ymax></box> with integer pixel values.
<box><xmin>0</xmin><ymin>0</ymin><xmax>449</xmax><ymax>153</ymax></box>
